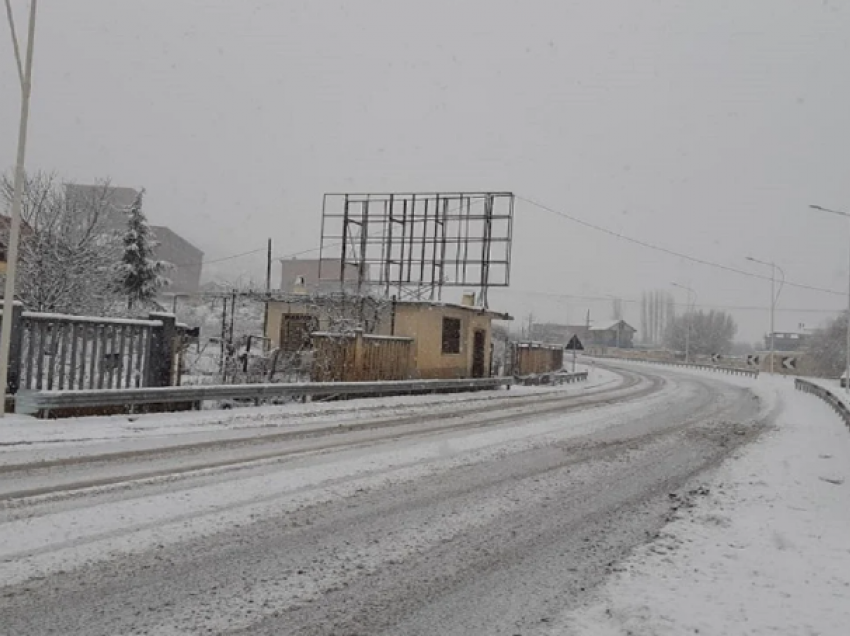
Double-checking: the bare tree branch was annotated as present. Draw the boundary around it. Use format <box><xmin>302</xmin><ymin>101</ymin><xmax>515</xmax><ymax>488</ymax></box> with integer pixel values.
<box><xmin>1</xmin><ymin>171</ymin><xmax>123</xmax><ymax>315</ymax></box>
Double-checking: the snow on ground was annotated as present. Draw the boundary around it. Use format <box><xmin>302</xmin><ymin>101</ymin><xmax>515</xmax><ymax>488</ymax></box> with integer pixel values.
<box><xmin>0</xmin><ymin>364</ymin><xmax>677</xmax><ymax>587</ymax></box>
<box><xmin>553</xmin><ymin>371</ymin><xmax>850</xmax><ymax>636</ymax></box>
<box><xmin>0</xmin><ymin>362</ymin><xmax>616</xmax><ymax>451</ymax></box>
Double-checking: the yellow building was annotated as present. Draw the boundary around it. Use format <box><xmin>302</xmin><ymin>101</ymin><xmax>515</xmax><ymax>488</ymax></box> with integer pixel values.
<box><xmin>265</xmin><ymin>295</ymin><xmax>512</xmax><ymax>380</ymax></box>
<box><xmin>376</xmin><ymin>300</ymin><xmax>511</xmax><ymax>379</ymax></box>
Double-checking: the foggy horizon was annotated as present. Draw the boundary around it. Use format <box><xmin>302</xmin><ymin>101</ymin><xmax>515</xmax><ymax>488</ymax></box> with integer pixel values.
<box><xmin>3</xmin><ymin>0</ymin><xmax>850</xmax><ymax>341</ymax></box>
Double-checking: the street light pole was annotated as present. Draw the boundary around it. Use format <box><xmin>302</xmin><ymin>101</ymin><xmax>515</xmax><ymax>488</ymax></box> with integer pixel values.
<box><xmin>768</xmin><ymin>262</ymin><xmax>775</xmax><ymax>375</ymax></box>
<box><xmin>0</xmin><ymin>0</ymin><xmax>38</xmax><ymax>417</ymax></box>
<box><xmin>745</xmin><ymin>256</ymin><xmax>785</xmax><ymax>376</ymax></box>
<box><xmin>809</xmin><ymin>204</ymin><xmax>850</xmax><ymax>392</ymax></box>
<box><xmin>671</xmin><ymin>283</ymin><xmax>696</xmax><ymax>363</ymax></box>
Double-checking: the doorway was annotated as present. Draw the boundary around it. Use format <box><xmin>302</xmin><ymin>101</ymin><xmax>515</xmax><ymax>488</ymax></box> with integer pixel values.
<box><xmin>472</xmin><ymin>330</ymin><xmax>486</xmax><ymax>378</ymax></box>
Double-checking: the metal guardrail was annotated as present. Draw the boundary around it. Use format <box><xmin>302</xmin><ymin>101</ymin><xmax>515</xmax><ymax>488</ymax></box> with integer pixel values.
<box><xmin>795</xmin><ymin>378</ymin><xmax>850</xmax><ymax>429</ymax></box>
<box><xmin>15</xmin><ymin>377</ymin><xmax>513</xmax><ymax>417</ymax></box>
<box><xmin>592</xmin><ymin>355</ymin><xmax>760</xmax><ymax>378</ymax></box>
<box><xmin>514</xmin><ymin>371</ymin><xmax>588</xmax><ymax>386</ymax></box>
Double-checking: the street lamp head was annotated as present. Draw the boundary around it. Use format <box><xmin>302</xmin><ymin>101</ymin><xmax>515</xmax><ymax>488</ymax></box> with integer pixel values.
<box><xmin>746</xmin><ymin>255</ymin><xmax>774</xmax><ymax>268</ymax></box>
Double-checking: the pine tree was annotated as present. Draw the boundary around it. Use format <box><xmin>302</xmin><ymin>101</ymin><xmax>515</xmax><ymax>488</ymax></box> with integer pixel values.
<box><xmin>120</xmin><ymin>189</ymin><xmax>169</xmax><ymax>311</ymax></box>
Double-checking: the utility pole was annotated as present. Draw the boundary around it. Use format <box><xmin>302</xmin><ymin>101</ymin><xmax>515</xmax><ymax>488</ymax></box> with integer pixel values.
<box><xmin>808</xmin><ymin>205</ymin><xmax>850</xmax><ymax>391</ymax></box>
<box><xmin>229</xmin><ymin>290</ymin><xmax>237</xmax><ymax>345</ymax></box>
<box><xmin>219</xmin><ymin>297</ymin><xmax>228</xmax><ymax>381</ymax></box>
<box><xmin>746</xmin><ymin>257</ymin><xmax>785</xmax><ymax>376</ymax></box>
<box><xmin>768</xmin><ymin>261</ymin><xmax>780</xmax><ymax>375</ymax></box>
<box><xmin>262</xmin><ymin>238</ymin><xmax>272</xmax><ymax>339</ymax></box>
<box><xmin>0</xmin><ymin>0</ymin><xmax>38</xmax><ymax>417</ymax></box>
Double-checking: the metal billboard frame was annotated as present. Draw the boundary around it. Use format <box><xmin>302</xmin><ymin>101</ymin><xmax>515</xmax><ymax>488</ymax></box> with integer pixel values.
<box><xmin>318</xmin><ymin>192</ymin><xmax>514</xmax><ymax>307</ymax></box>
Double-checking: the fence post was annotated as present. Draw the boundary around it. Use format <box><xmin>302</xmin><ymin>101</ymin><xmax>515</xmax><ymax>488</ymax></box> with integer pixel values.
<box><xmin>353</xmin><ymin>328</ymin><xmax>364</xmax><ymax>382</ymax></box>
<box><xmin>147</xmin><ymin>312</ymin><xmax>177</xmax><ymax>387</ymax></box>
<box><xmin>4</xmin><ymin>302</ymin><xmax>23</xmax><ymax>395</ymax></box>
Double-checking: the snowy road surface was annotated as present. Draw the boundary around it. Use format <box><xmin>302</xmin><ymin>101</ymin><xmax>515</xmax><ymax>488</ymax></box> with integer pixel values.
<box><xmin>0</xmin><ymin>363</ymin><xmax>785</xmax><ymax>634</ymax></box>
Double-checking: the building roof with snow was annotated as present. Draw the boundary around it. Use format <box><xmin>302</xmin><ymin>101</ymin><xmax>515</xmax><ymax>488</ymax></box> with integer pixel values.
<box><xmin>590</xmin><ymin>319</ymin><xmax>636</xmax><ymax>333</ymax></box>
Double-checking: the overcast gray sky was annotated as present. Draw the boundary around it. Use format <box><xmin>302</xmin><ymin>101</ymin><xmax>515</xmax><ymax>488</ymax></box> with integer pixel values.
<box><xmin>3</xmin><ymin>0</ymin><xmax>850</xmax><ymax>341</ymax></box>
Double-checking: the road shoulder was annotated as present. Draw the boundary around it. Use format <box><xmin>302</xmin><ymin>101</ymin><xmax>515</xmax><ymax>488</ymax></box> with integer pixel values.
<box><xmin>555</xmin><ymin>378</ymin><xmax>850</xmax><ymax>635</ymax></box>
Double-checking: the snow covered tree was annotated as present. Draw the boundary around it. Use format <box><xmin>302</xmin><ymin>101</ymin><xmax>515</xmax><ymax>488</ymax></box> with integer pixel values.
<box><xmin>664</xmin><ymin>310</ymin><xmax>737</xmax><ymax>356</ymax></box>
<box><xmin>804</xmin><ymin>313</ymin><xmax>847</xmax><ymax>378</ymax></box>
<box><xmin>640</xmin><ymin>289</ymin><xmax>676</xmax><ymax>345</ymax></box>
<box><xmin>1</xmin><ymin>172</ymin><xmax>123</xmax><ymax>315</ymax></box>
<box><xmin>119</xmin><ymin>189</ymin><xmax>170</xmax><ymax>311</ymax></box>
<box><xmin>610</xmin><ymin>297</ymin><xmax>623</xmax><ymax>321</ymax></box>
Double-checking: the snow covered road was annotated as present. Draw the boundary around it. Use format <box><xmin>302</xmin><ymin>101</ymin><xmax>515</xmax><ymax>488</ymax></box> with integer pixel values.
<box><xmin>0</xmin><ymin>364</ymin><xmax>769</xmax><ymax>635</ymax></box>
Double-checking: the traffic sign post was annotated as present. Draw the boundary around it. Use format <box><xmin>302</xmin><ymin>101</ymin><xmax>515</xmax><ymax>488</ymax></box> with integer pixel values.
<box><xmin>566</xmin><ymin>335</ymin><xmax>584</xmax><ymax>373</ymax></box>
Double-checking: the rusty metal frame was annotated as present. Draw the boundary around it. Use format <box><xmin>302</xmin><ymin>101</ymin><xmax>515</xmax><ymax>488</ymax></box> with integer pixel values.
<box><xmin>318</xmin><ymin>192</ymin><xmax>514</xmax><ymax>307</ymax></box>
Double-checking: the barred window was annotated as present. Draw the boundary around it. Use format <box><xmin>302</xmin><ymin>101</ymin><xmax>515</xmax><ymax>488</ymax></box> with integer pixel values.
<box><xmin>441</xmin><ymin>317</ymin><xmax>461</xmax><ymax>354</ymax></box>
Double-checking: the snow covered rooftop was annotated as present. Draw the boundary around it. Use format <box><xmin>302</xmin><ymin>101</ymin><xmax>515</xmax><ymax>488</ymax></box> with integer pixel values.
<box><xmin>590</xmin><ymin>319</ymin><xmax>636</xmax><ymax>332</ymax></box>
<box><xmin>394</xmin><ymin>300</ymin><xmax>513</xmax><ymax>321</ymax></box>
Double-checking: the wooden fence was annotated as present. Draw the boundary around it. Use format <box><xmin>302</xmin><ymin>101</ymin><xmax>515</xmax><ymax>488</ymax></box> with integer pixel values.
<box><xmin>311</xmin><ymin>330</ymin><xmax>413</xmax><ymax>382</ymax></box>
<box><xmin>511</xmin><ymin>342</ymin><xmax>565</xmax><ymax>376</ymax></box>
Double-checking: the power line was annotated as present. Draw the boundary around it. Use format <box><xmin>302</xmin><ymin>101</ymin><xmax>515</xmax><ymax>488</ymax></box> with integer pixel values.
<box><xmin>516</xmin><ymin>195</ymin><xmax>846</xmax><ymax>298</ymax></box>
<box><xmin>171</xmin><ymin>247</ymin><xmax>267</xmax><ymax>269</ymax></box>
<box><xmin>171</xmin><ymin>242</ymin><xmax>337</xmax><ymax>270</ymax></box>
<box><xmin>276</xmin><ymin>244</ymin><xmax>336</xmax><ymax>261</ymax></box>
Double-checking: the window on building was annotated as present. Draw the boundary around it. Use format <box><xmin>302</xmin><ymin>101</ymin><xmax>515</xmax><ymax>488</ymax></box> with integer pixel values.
<box><xmin>442</xmin><ymin>317</ymin><xmax>461</xmax><ymax>354</ymax></box>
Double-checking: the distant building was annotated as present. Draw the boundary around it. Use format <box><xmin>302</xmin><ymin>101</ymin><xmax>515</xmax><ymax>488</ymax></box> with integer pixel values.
<box><xmin>528</xmin><ymin>322</ymin><xmax>576</xmax><ymax>344</ymax></box>
<box><xmin>564</xmin><ymin>319</ymin><xmax>636</xmax><ymax>349</ymax></box>
<box><xmin>150</xmin><ymin>226</ymin><xmax>203</xmax><ymax>294</ymax></box>
<box><xmin>65</xmin><ymin>184</ymin><xmax>203</xmax><ymax>294</ymax></box>
<box><xmin>765</xmin><ymin>332</ymin><xmax>807</xmax><ymax>352</ymax></box>
<box><xmin>589</xmin><ymin>319</ymin><xmax>637</xmax><ymax>348</ymax></box>
<box><xmin>278</xmin><ymin>258</ymin><xmax>366</xmax><ymax>294</ymax></box>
